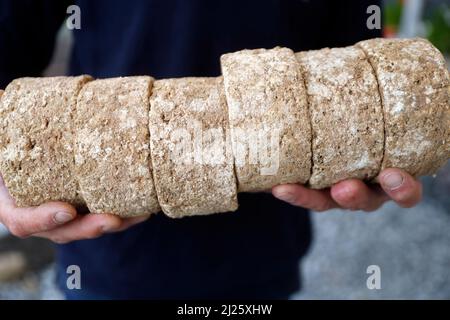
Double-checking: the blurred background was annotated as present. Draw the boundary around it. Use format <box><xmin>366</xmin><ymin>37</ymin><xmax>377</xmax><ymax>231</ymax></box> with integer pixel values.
<box><xmin>0</xmin><ymin>0</ymin><xmax>449</xmax><ymax>299</ymax></box>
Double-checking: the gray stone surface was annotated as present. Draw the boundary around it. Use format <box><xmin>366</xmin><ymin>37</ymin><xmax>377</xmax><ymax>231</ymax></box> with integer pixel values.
<box><xmin>0</xmin><ymin>264</ymin><xmax>63</xmax><ymax>300</ymax></box>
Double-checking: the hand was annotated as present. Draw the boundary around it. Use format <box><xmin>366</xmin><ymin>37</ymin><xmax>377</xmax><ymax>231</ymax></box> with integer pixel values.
<box><xmin>0</xmin><ymin>174</ymin><xmax>150</xmax><ymax>243</ymax></box>
<box><xmin>272</xmin><ymin>168</ymin><xmax>422</xmax><ymax>212</ymax></box>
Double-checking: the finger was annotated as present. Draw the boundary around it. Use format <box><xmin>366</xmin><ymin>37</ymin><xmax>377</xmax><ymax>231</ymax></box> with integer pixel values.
<box><xmin>34</xmin><ymin>213</ymin><xmax>122</xmax><ymax>244</ymax></box>
<box><xmin>330</xmin><ymin>179</ymin><xmax>389</xmax><ymax>212</ymax></box>
<box><xmin>272</xmin><ymin>183</ymin><xmax>339</xmax><ymax>212</ymax></box>
<box><xmin>378</xmin><ymin>168</ymin><xmax>422</xmax><ymax>208</ymax></box>
<box><xmin>0</xmin><ymin>174</ymin><xmax>77</xmax><ymax>237</ymax></box>
<box><xmin>114</xmin><ymin>215</ymin><xmax>151</xmax><ymax>232</ymax></box>
<box><xmin>1</xmin><ymin>201</ymin><xmax>77</xmax><ymax>238</ymax></box>
<box><xmin>5</xmin><ymin>203</ymin><xmax>76</xmax><ymax>238</ymax></box>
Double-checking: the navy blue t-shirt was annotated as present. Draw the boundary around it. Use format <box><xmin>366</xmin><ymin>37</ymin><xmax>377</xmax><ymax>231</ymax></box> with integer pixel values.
<box><xmin>0</xmin><ymin>0</ymin><xmax>381</xmax><ymax>299</ymax></box>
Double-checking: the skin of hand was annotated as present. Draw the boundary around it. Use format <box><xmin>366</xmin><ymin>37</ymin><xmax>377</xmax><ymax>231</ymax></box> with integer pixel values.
<box><xmin>272</xmin><ymin>168</ymin><xmax>422</xmax><ymax>212</ymax></box>
<box><xmin>0</xmin><ymin>174</ymin><xmax>150</xmax><ymax>244</ymax></box>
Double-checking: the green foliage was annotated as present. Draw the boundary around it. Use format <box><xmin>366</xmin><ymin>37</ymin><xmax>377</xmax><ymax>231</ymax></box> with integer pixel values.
<box><xmin>384</xmin><ymin>0</ymin><xmax>403</xmax><ymax>27</ymax></box>
<box><xmin>426</xmin><ymin>4</ymin><xmax>450</xmax><ymax>54</ymax></box>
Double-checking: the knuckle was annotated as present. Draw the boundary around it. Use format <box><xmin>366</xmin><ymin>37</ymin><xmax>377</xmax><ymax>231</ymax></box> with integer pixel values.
<box><xmin>342</xmin><ymin>190</ymin><xmax>359</xmax><ymax>204</ymax></box>
<box><xmin>8</xmin><ymin>221</ymin><xmax>29</xmax><ymax>238</ymax></box>
<box><xmin>333</xmin><ymin>186</ymin><xmax>361</xmax><ymax>207</ymax></box>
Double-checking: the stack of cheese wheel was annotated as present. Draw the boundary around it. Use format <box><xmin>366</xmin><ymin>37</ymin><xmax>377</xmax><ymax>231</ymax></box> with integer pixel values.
<box><xmin>0</xmin><ymin>38</ymin><xmax>448</xmax><ymax>218</ymax></box>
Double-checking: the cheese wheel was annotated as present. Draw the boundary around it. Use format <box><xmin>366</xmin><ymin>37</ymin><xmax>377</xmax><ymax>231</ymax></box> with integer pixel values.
<box><xmin>221</xmin><ymin>47</ymin><xmax>311</xmax><ymax>192</ymax></box>
<box><xmin>357</xmin><ymin>38</ymin><xmax>450</xmax><ymax>176</ymax></box>
<box><xmin>296</xmin><ymin>46</ymin><xmax>384</xmax><ymax>188</ymax></box>
<box><xmin>75</xmin><ymin>76</ymin><xmax>160</xmax><ymax>216</ymax></box>
<box><xmin>0</xmin><ymin>76</ymin><xmax>92</xmax><ymax>206</ymax></box>
<box><xmin>149</xmin><ymin>77</ymin><xmax>238</xmax><ymax>218</ymax></box>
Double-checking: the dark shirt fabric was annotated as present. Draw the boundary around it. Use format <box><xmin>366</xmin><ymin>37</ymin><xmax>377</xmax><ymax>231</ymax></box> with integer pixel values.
<box><xmin>0</xmin><ymin>0</ymin><xmax>381</xmax><ymax>299</ymax></box>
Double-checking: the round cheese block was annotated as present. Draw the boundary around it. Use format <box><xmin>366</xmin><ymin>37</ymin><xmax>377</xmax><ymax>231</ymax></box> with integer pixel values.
<box><xmin>0</xmin><ymin>76</ymin><xmax>92</xmax><ymax>207</ymax></box>
<box><xmin>296</xmin><ymin>46</ymin><xmax>384</xmax><ymax>188</ymax></box>
<box><xmin>357</xmin><ymin>38</ymin><xmax>450</xmax><ymax>177</ymax></box>
<box><xmin>221</xmin><ymin>47</ymin><xmax>311</xmax><ymax>192</ymax></box>
<box><xmin>149</xmin><ymin>77</ymin><xmax>238</xmax><ymax>218</ymax></box>
<box><xmin>75</xmin><ymin>76</ymin><xmax>160</xmax><ymax>216</ymax></box>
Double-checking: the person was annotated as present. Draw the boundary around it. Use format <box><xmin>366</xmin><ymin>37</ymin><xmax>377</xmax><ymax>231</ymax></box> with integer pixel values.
<box><xmin>0</xmin><ymin>0</ymin><xmax>422</xmax><ymax>299</ymax></box>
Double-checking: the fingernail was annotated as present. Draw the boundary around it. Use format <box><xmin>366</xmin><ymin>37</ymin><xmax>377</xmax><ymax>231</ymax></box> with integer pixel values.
<box><xmin>382</xmin><ymin>172</ymin><xmax>404</xmax><ymax>190</ymax></box>
<box><xmin>54</xmin><ymin>212</ymin><xmax>74</xmax><ymax>224</ymax></box>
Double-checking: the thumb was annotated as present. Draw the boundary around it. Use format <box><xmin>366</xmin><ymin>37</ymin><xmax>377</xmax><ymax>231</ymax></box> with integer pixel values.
<box><xmin>5</xmin><ymin>201</ymin><xmax>77</xmax><ymax>238</ymax></box>
<box><xmin>378</xmin><ymin>168</ymin><xmax>422</xmax><ymax>208</ymax></box>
